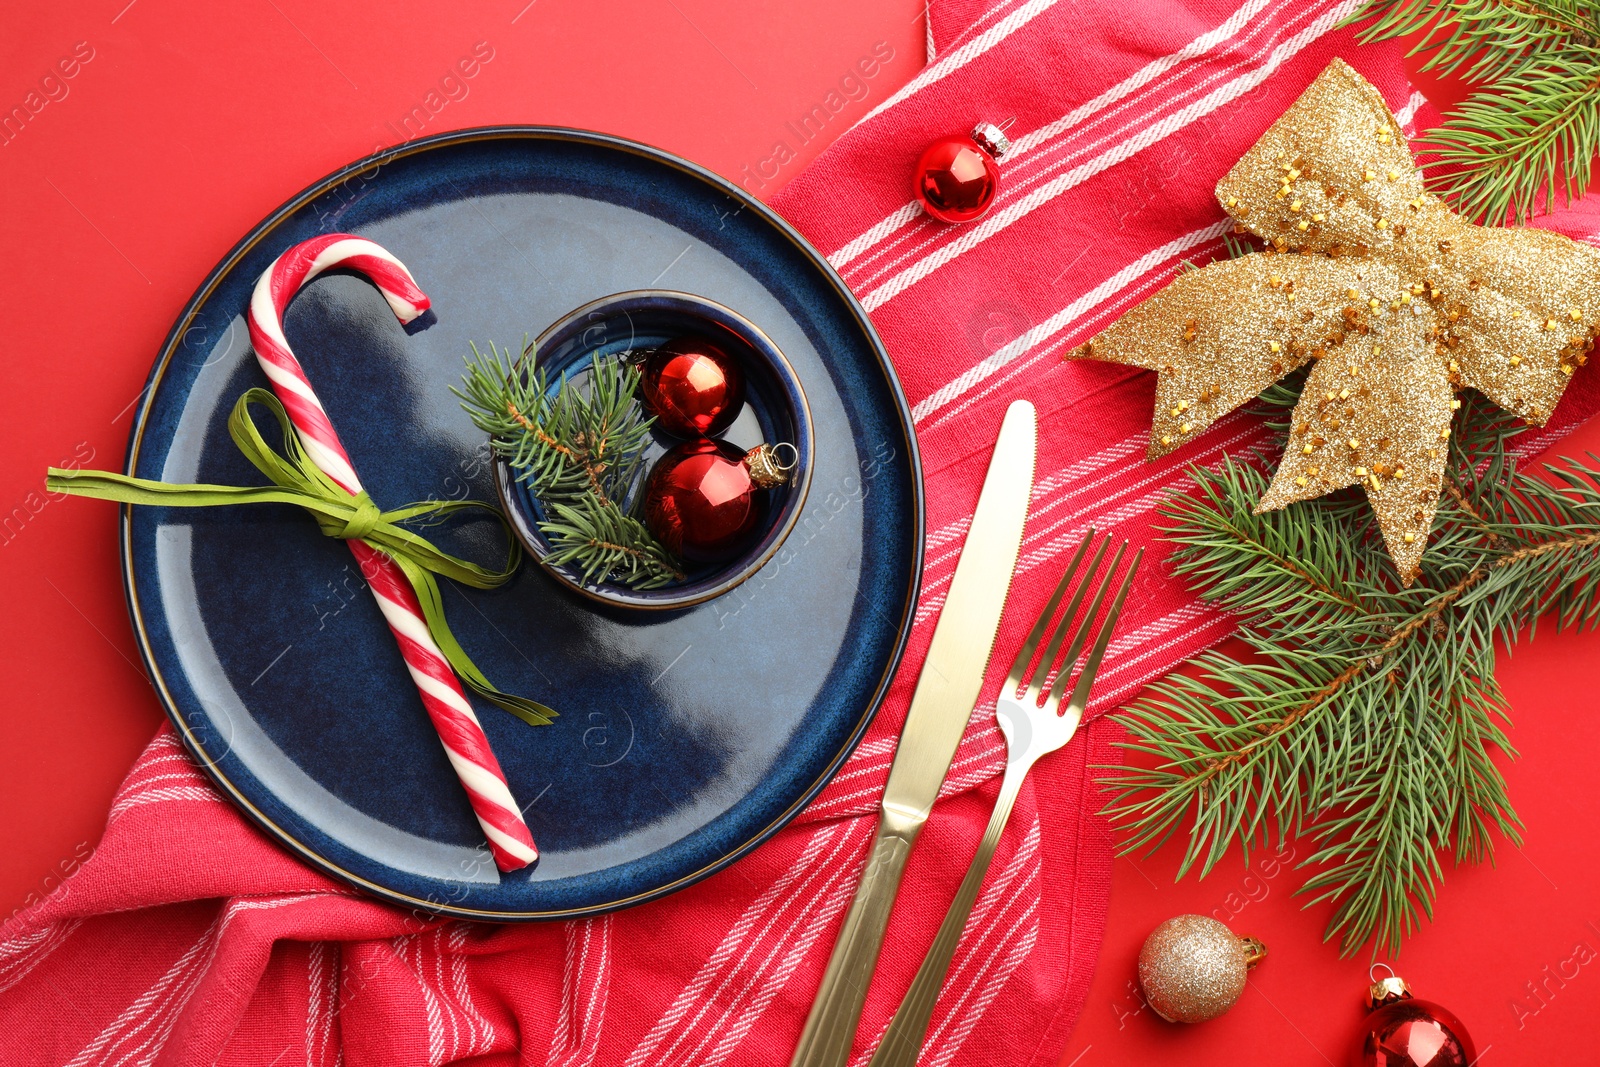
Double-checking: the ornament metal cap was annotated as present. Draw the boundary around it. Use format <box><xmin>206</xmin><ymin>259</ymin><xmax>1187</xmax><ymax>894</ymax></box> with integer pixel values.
<box><xmin>744</xmin><ymin>442</ymin><xmax>798</xmax><ymax>489</ymax></box>
<box><xmin>970</xmin><ymin>119</ymin><xmax>1015</xmax><ymax>160</ymax></box>
<box><xmin>1366</xmin><ymin>964</ymin><xmax>1413</xmax><ymax>1008</ymax></box>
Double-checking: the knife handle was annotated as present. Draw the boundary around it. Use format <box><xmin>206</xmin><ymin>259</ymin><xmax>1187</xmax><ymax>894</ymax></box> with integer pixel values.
<box><xmin>867</xmin><ymin>759</ymin><xmax>1032</xmax><ymax>1067</ymax></box>
<box><xmin>789</xmin><ymin>807</ymin><xmax>923</xmax><ymax>1067</ymax></box>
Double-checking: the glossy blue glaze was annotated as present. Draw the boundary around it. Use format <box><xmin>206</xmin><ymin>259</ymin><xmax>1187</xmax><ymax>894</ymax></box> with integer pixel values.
<box><xmin>121</xmin><ymin>128</ymin><xmax>922</xmax><ymax>918</ymax></box>
<box><xmin>499</xmin><ymin>289</ymin><xmax>815</xmax><ymax>610</ymax></box>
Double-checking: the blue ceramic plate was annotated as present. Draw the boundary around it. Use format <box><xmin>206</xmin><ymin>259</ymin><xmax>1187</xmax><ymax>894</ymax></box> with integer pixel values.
<box><xmin>122</xmin><ymin>127</ymin><xmax>922</xmax><ymax>919</ymax></box>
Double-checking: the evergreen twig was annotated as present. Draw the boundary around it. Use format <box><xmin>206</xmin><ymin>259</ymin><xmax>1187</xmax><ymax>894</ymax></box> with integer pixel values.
<box><xmin>453</xmin><ymin>341</ymin><xmax>685</xmax><ymax>589</ymax></box>
<box><xmin>1101</xmin><ymin>388</ymin><xmax>1600</xmax><ymax>956</ymax></box>
<box><xmin>1345</xmin><ymin>0</ymin><xmax>1600</xmax><ymax>224</ymax></box>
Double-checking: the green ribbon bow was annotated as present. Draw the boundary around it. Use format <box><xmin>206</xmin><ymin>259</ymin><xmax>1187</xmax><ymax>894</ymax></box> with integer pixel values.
<box><xmin>47</xmin><ymin>387</ymin><xmax>556</xmax><ymax>727</ymax></box>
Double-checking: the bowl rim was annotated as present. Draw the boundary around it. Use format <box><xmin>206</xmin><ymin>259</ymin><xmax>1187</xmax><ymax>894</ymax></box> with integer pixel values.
<box><xmin>493</xmin><ymin>288</ymin><xmax>816</xmax><ymax>611</ymax></box>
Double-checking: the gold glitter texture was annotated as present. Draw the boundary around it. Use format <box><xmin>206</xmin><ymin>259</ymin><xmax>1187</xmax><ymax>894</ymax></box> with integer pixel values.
<box><xmin>1137</xmin><ymin>915</ymin><xmax>1251</xmax><ymax>1024</ymax></box>
<box><xmin>1066</xmin><ymin>58</ymin><xmax>1600</xmax><ymax>582</ymax></box>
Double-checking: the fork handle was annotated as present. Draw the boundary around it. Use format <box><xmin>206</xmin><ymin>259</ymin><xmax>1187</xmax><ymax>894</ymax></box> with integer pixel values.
<box><xmin>866</xmin><ymin>758</ymin><xmax>1033</xmax><ymax>1067</ymax></box>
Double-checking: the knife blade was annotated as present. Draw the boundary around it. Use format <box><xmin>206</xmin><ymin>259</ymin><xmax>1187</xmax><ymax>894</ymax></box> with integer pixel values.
<box><xmin>789</xmin><ymin>398</ymin><xmax>1037</xmax><ymax>1067</ymax></box>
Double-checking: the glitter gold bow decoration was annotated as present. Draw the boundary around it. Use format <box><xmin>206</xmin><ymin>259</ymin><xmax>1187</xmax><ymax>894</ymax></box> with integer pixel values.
<box><xmin>1067</xmin><ymin>58</ymin><xmax>1600</xmax><ymax>582</ymax></box>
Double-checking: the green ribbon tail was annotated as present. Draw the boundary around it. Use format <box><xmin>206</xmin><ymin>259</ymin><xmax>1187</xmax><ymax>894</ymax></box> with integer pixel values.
<box><xmin>393</xmin><ymin>552</ymin><xmax>558</xmax><ymax>727</ymax></box>
<box><xmin>48</xmin><ymin>387</ymin><xmax>556</xmax><ymax>729</ymax></box>
<box><xmin>45</xmin><ymin>468</ymin><xmax>342</xmax><ymax>512</ymax></box>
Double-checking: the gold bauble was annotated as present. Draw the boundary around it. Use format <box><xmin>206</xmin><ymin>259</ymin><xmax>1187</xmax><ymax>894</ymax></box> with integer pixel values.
<box><xmin>1137</xmin><ymin>914</ymin><xmax>1266</xmax><ymax>1024</ymax></box>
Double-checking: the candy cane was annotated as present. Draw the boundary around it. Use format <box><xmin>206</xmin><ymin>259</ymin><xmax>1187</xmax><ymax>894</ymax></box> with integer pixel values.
<box><xmin>248</xmin><ymin>233</ymin><xmax>537</xmax><ymax>873</ymax></box>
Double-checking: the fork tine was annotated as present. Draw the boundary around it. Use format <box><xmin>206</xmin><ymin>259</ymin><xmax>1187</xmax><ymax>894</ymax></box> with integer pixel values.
<box><xmin>1041</xmin><ymin>539</ymin><xmax>1127</xmax><ymax>699</ymax></box>
<box><xmin>1025</xmin><ymin>535</ymin><xmax>1110</xmax><ymax>696</ymax></box>
<box><xmin>1056</xmin><ymin>547</ymin><xmax>1142</xmax><ymax>715</ymax></box>
<box><xmin>1004</xmin><ymin>532</ymin><xmax>1094</xmax><ymax>692</ymax></box>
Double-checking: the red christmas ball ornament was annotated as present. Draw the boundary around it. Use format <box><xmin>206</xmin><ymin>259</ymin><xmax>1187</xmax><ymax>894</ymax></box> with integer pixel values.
<box><xmin>915</xmin><ymin>120</ymin><xmax>1014</xmax><ymax>224</ymax></box>
<box><xmin>637</xmin><ymin>336</ymin><xmax>745</xmax><ymax>438</ymax></box>
<box><xmin>643</xmin><ymin>439</ymin><xmax>795</xmax><ymax>563</ymax></box>
<box><xmin>1352</xmin><ymin>967</ymin><xmax>1476</xmax><ymax>1067</ymax></box>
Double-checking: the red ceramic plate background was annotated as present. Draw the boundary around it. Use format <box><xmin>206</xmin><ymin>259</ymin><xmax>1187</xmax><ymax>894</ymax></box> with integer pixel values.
<box><xmin>1</xmin><ymin>3</ymin><xmax>1594</xmax><ymax>1063</ymax></box>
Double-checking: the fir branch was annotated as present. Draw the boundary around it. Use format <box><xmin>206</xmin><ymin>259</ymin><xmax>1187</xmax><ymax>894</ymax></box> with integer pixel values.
<box><xmin>541</xmin><ymin>497</ymin><xmax>686</xmax><ymax>589</ymax></box>
<box><xmin>1102</xmin><ymin>394</ymin><xmax>1600</xmax><ymax>956</ymax></box>
<box><xmin>1346</xmin><ymin>0</ymin><xmax>1600</xmax><ymax>223</ymax></box>
<box><xmin>453</xmin><ymin>341</ymin><xmax>684</xmax><ymax>589</ymax></box>
<box><xmin>1181</xmin><ymin>230</ymin><xmax>1257</xmax><ymax>274</ymax></box>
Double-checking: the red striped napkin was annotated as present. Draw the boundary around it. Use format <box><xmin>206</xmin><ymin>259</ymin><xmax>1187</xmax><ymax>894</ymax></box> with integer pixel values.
<box><xmin>7</xmin><ymin>2</ymin><xmax>1599</xmax><ymax>1065</ymax></box>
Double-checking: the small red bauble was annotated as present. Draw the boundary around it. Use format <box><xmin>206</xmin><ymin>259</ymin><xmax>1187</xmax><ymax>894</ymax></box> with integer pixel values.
<box><xmin>915</xmin><ymin>121</ymin><xmax>1014</xmax><ymax>224</ymax></box>
<box><xmin>643</xmin><ymin>439</ymin><xmax>792</xmax><ymax>563</ymax></box>
<box><xmin>1352</xmin><ymin>969</ymin><xmax>1476</xmax><ymax>1067</ymax></box>
<box><xmin>638</xmin><ymin>336</ymin><xmax>745</xmax><ymax>438</ymax></box>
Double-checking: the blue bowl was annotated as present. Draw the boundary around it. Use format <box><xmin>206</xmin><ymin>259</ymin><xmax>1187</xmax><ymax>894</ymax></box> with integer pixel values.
<box><xmin>495</xmin><ymin>290</ymin><xmax>814</xmax><ymax>610</ymax></box>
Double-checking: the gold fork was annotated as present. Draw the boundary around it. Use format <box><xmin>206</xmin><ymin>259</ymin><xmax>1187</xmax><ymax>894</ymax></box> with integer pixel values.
<box><xmin>866</xmin><ymin>531</ymin><xmax>1141</xmax><ymax>1067</ymax></box>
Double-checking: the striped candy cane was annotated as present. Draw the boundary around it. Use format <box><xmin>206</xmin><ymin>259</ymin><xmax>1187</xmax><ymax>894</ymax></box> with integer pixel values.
<box><xmin>248</xmin><ymin>233</ymin><xmax>538</xmax><ymax>873</ymax></box>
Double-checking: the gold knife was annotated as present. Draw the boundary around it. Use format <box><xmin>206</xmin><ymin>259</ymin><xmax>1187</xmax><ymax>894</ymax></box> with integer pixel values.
<box><xmin>789</xmin><ymin>399</ymin><xmax>1037</xmax><ymax>1067</ymax></box>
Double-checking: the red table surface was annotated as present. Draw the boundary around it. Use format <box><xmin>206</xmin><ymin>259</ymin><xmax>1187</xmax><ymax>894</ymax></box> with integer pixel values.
<box><xmin>1</xmin><ymin>4</ymin><xmax>1594</xmax><ymax>1063</ymax></box>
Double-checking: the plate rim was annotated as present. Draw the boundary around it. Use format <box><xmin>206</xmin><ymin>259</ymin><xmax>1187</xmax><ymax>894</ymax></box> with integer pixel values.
<box><xmin>117</xmin><ymin>124</ymin><xmax>926</xmax><ymax>919</ymax></box>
